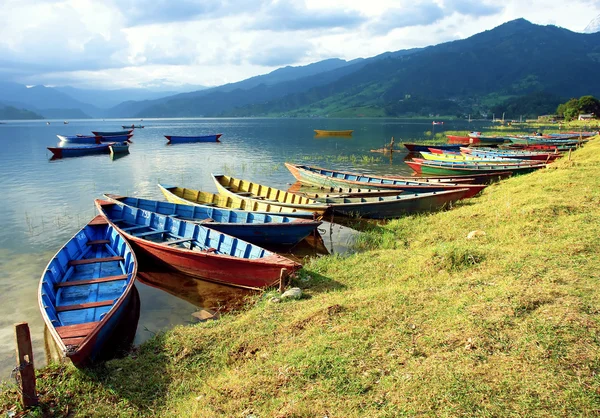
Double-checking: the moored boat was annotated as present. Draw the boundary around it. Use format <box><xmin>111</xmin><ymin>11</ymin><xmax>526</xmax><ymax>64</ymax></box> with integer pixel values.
<box><xmin>403</xmin><ymin>143</ymin><xmax>462</xmax><ymax>152</ymax></box>
<box><xmin>284</xmin><ymin>163</ymin><xmax>486</xmax><ymax>198</ymax></box>
<box><xmin>38</xmin><ymin>215</ymin><xmax>137</xmax><ymax>367</ymax></box>
<box><xmin>104</xmin><ymin>194</ymin><xmax>322</xmax><ymax>247</ymax></box>
<box><xmin>461</xmin><ymin>147</ymin><xmax>561</xmax><ymax>161</ymax></box>
<box><xmin>314</xmin><ymin>130</ymin><xmax>353</xmax><ymax>136</ymax></box>
<box><xmin>109</xmin><ymin>142</ymin><xmax>130</xmax><ymax>155</ymax></box>
<box><xmin>95</xmin><ymin>200</ymin><xmax>301</xmax><ymax>289</ymax></box>
<box><xmin>406</xmin><ymin>159</ymin><xmax>545</xmax><ymax>176</ymax></box>
<box><xmin>122</xmin><ymin>125</ymin><xmax>144</xmax><ymax>129</ymax></box>
<box><xmin>48</xmin><ymin>142</ymin><xmax>115</xmax><ymax>158</ymax></box>
<box><xmin>165</xmin><ymin>134</ymin><xmax>222</xmax><ymax>144</ymax></box>
<box><xmin>212</xmin><ymin>174</ymin><xmax>330</xmax><ymax>215</ymax></box>
<box><xmin>59</xmin><ymin>134</ymin><xmax>132</xmax><ymax>144</ymax></box>
<box><xmin>158</xmin><ymin>184</ymin><xmax>316</xmax><ymax>218</ymax></box>
<box><xmin>419</xmin><ymin>151</ymin><xmax>537</xmax><ymax>164</ymax></box>
<box><xmin>92</xmin><ymin>130</ymin><xmax>133</xmax><ymax>136</ymax></box>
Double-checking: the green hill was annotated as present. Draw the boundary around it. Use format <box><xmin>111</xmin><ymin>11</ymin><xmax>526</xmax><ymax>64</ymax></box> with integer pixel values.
<box><xmin>0</xmin><ymin>105</ymin><xmax>43</xmax><ymax>120</ymax></box>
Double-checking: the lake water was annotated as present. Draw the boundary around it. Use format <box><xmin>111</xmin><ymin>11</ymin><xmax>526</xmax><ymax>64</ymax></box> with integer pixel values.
<box><xmin>0</xmin><ymin>117</ymin><xmax>488</xmax><ymax>376</ymax></box>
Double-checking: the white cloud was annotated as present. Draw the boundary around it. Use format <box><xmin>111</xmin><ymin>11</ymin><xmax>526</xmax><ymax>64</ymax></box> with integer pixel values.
<box><xmin>0</xmin><ymin>0</ymin><xmax>598</xmax><ymax>88</ymax></box>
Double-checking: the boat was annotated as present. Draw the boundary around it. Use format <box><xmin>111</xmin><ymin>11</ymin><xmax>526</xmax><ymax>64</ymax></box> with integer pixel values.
<box><xmin>57</xmin><ymin>135</ymin><xmax>101</xmax><ymax>144</ymax></box>
<box><xmin>406</xmin><ymin>160</ymin><xmax>545</xmax><ymax>176</ymax></box>
<box><xmin>288</xmin><ymin>184</ymin><xmax>407</xmax><ymax>199</ymax></box>
<box><xmin>284</xmin><ymin>163</ymin><xmax>486</xmax><ymax>198</ymax></box>
<box><xmin>158</xmin><ymin>184</ymin><xmax>316</xmax><ymax>219</ymax></box>
<box><xmin>104</xmin><ymin>194</ymin><xmax>322</xmax><ymax>247</ymax></box>
<box><xmin>109</xmin><ymin>142</ymin><xmax>130</xmax><ymax>155</ymax></box>
<box><xmin>419</xmin><ymin>151</ymin><xmax>537</xmax><ymax>164</ymax></box>
<box><xmin>38</xmin><ymin>215</ymin><xmax>137</xmax><ymax>367</ymax></box>
<box><xmin>58</xmin><ymin>134</ymin><xmax>133</xmax><ymax>144</ymax></box>
<box><xmin>165</xmin><ymin>134</ymin><xmax>222</xmax><ymax>144</ymax></box>
<box><xmin>122</xmin><ymin>125</ymin><xmax>144</xmax><ymax>129</ymax></box>
<box><xmin>403</xmin><ymin>143</ymin><xmax>463</xmax><ymax>152</ymax></box>
<box><xmin>95</xmin><ymin>199</ymin><xmax>301</xmax><ymax>289</ymax></box>
<box><xmin>92</xmin><ymin>130</ymin><xmax>133</xmax><ymax>136</ymax></box>
<box><xmin>313</xmin><ymin>130</ymin><xmax>353</xmax><ymax>136</ymax></box>
<box><xmin>432</xmin><ymin>121</ymin><xmax>444</xmax><ymax>125</ymax></box>
<box><xmin>63</xmin><ymin>121</ymin><xmax>69</xmax><ymax>124</ymax></box>
<box><xmin>460</xmin><ymin>147</ymin><xmax>562</xmax><ymax>161</ymax></box>
<box><xmin>48</xmin><ymin>142</ymin><xmax>115</xmax><ymax>158</ymax></box>
<box><xmin>508</xmin><ymin>137</ymin><xmax>586</xmax><ymax>146</ymax></box>
<box><xmin>212</xmin><ymin>174</ymin><xmax>330</xmax><ymax>215</ymax></box>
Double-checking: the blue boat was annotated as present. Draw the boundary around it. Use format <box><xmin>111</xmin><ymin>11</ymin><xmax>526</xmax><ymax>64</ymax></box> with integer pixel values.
<box><xmin>57</xmin><ymin>135</ymin><xmax>100</xmax><ymax>144</ymax></box>
<box><xmin>38</xmin><ymin>215</ymin><xmax>137</xmax><ymax>367</ymax></box>
<box><xmin>95</xmin><ymin>199</ymin><xmax>301</xmax><ymax>289</ymax></box>
<box><xmin>48</xmin><ymin>142</ymin><xmax>116</xmax><ymax>158</ymax></box>
<box><xmin>165</xmin><ymin>134</ymin><xmax>222</xmax><ymax>144</ymax></box>
<box><xmin>104</xmin><ymin>194</ymin><xmax>322</xmax><ymax>246</ymax></box>
<box><xmin>92</xmin><ymin>130</ymin><xmax>133</xmax><ymax>136</ymax></box>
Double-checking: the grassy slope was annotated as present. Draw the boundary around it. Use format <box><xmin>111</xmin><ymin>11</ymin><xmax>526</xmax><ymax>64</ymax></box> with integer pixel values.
<box><xmin>3</xmin><ymin>138</ymin><xmax>600</xmax><ymax>417</ymax></box>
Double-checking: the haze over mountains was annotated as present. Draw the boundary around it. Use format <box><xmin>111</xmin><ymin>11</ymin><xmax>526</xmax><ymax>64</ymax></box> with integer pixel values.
<box><xmin>2</xmin><ymin>19</ymin><xmax>600</xmax><ymax>120</ymax></box>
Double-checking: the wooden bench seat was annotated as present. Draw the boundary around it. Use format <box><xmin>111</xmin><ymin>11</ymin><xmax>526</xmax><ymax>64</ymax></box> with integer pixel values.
<box><xmin>56</xmin><ymin>300</ymin><xmax>114</xmax><ymax>312</ymax></box>
<box><xmin>68</xmin><ymin>256</ymin><xmax>124</xmax><ymax>266</ymax></box>
<box><xmin>122</xmin><ymin>225</ymin><xmax>148</xmax><ymax>232</ymax></box>
<box><xmin>87</xmin><ymin>239</ymin><xmax>110</xmax><ymax>246</ymax></box>
<box><xmin>56</xmin><ymin>321</ymin><xmax>100</xmax><ymax>339</ymax></box>
<box><xmin>133</xmin><ymin>229</ymin><xmax>168</xmax><ymax>238</ymax></box>
<box><xmin>56</xmin><ymin>274</ymin><xmax>128</xmax><ymax>288</ymax></box>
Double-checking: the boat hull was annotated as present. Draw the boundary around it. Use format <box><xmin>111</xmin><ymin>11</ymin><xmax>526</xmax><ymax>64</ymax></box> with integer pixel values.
<box><xmin>165</xmin><ymin>134</ymin><xmax>222</xmax><ymax>144</ymax></box>
<box><xmin>406</xmin><ymin>160</ymin><xmax>543</xmax><ymax>175</ymax></box>
<box><xmin>48</xmin><ymin>143</ymin><xmax>114</xmax><ymax>158</ymax></box>
<box><xmin>314</xmin><ymin>130</ymin><xmax>353</xmax><ymax>136</ymax></box>
<box><xmin>104</xmin><ymin>195</ymin><xmax>321</xmax><ymax>246</ymax></box>
<box><xmin>92</xmin><ymin>130</ymin><xmax>133</xmax><ymax>136</ymax></box>
<box><xmin>57</xmin><ymin>135</ymin><xmax>100</xmax><ymax>144</ymax></box>
<box><xmin>403</xmin><ymin>143</ymin><xmax>462</xmax><ymax>152</ymax></box>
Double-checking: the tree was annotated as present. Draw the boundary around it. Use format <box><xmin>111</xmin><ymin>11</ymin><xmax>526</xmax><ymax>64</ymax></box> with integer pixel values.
<box><xmin>578</xmin><ymin>95</ymin><xmax>600</xmax><ymax>116</ymax></box>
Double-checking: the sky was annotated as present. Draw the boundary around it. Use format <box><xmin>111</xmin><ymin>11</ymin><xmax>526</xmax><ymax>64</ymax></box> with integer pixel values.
<box><xmin>1</xmin><ymin>0</ymin><xmax>599</xmax><ymax>90</ymax></box>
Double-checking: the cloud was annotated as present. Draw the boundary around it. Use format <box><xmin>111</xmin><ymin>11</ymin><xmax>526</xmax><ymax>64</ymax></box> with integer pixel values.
<box><xmin>444</xmin><ymin>0</ymin><xmax>504</xmax><ymax>17</ymax></box>
<box><xmin>247</xmin><ymin>42</ymin><xmax>313</xmax><ymax>66</ymax></box>
<box><xmin>369</xmin><ymin>2</ymin><xmax>445</xmax><ymax>34</ymax></box>
<box><xmin>249</xmin><ymin>1</ymin><xmax>367</xmax><ymax>31</ymax></box>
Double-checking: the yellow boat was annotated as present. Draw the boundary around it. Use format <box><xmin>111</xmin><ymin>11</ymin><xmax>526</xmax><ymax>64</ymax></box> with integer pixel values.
<box><xmin>314</xmin><ymin>129</ymin><xmax>353</xmax><ymax>136</ymax></box>
<box><xmin>419</xmin><ymin>151</ymin><xmax>531</xmax><ymax>164</ymax></box>
<box><xmin>158</xmin><ymin>184</ymin><xmax>316</xmax><ymax>218</ymax></box>
<box><xmin>212</xmin><ymin>174</ymin><xmax>330</xmax><ymax>215</ymax></box>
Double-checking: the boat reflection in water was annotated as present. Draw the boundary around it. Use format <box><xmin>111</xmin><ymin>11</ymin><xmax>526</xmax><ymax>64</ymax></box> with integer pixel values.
<box><xmin>45</xmin><ymin>285</ymin><xmax>141</xmax><ymax>366</ymax></box>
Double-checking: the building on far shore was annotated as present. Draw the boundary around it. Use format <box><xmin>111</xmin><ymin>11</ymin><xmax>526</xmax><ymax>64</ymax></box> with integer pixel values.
<box><xmin>578</xmin><ymin>113</ymin><xmax>596</xmax><ymax>121</ymax></box>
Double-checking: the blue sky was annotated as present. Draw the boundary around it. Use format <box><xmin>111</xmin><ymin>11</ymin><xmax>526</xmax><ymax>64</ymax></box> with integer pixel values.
<box><xmin>0</xmin><ymin>0</ymin><xmax>598</xmax><ymax>89</ymax></box>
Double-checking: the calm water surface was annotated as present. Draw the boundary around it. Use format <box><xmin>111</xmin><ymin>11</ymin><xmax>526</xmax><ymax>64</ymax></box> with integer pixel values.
<box><xmin>0</xmin><ymin>117</ymin><xmax>488</xmax><ymax>376</ymax></box>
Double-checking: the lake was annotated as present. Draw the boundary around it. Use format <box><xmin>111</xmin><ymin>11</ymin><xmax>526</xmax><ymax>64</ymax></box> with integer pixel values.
<box><xmin>0</xmin><ymin>117</ymin><xmax>487</xmax><ymax>376</ymax></box>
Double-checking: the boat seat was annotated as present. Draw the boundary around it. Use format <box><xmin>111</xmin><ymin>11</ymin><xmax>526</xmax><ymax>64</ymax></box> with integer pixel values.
<box><xmin>68</xmin><ymin>256</ymin><xmax>124</xmax><ymax>266</ymax></box>
<box><xmin>202</xmin><ymin>203</ymin><xmax>216</xmax><ymax>206</ymax></box>
<box><xmin>236</xmin><ymin>192</ymin><xmax>253</xmax><ymax>196</ymax></box>
<box><xmin>133</xmin><ymin>229</ymin><xmax>168</xmax><ymax>238</ymax></box>
<box><xmin>166</xmin><ymin>238</ymin><xmax>194</xmax><ymax>245</ymax></box>
<box><xmin>56</xmin><ymin>321</ymin><xmax>100</xmax><ymax>339</ymax></box>
<box><xmin>121</xmin><ymin>225</ymin><xmax>148</xmax><ymax>232</ymax></box>
<box><xmin>87</xmin><ymin>239</ymin><xmax>110</xmax><ymax>246</ymax></box>
<box><xmin>56</xmin><ymin>274</ymin><xmax>128</xmax><ymax>288</ymax></box>
<box><xmin>56</xmin><ymin>300</ymin><xmax>114</xmax><ymax>312</ymax></box>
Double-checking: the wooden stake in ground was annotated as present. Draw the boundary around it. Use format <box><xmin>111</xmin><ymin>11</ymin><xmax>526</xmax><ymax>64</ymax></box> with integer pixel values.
<box><xmin>14</xmin><ymin>322</ymin><xmax>38</xmax><ymax>408</ymax></box>
<box><xmin>278</xmin><ymin>268</ymin><xmax>288</xmax><ymax>293</ymax></box>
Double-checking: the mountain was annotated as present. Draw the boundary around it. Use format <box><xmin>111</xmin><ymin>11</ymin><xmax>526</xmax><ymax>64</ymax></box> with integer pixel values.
<box><xmin>584</xmin><ymin>14</ymin><xmax>600</xmax><ymax>34</ymax></box>
<box><xmin>53</xmin><ymin>85</ymin><xmax>207</xmax><ymax>109</ymax></box>
<box><xmin>0</xmin><ymin>105</ymin><xmax>43</xmax><ymax>120</ymax></box>
<box><xmin>223</xmin><ymin>19</ymin><xmax>600</xmax><ymax>118</ymax></box>
<box><xmin>0</xmin><ymin>82</ymin><xmax>101</xmax><ymax>118</ymax></box>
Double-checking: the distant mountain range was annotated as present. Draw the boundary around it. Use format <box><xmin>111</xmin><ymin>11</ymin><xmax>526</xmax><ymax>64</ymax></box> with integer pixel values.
<box><xmin>2</xmin><ymin>19</ymin><xmax>600</xmax><ymax>120</ymax></box>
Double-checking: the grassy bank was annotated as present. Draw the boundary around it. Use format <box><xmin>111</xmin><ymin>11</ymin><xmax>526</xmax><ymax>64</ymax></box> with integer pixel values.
<box><xmin>3</xmin><ymin>137</ymin><xmax>600</xmax><ymax>417</ymax></box>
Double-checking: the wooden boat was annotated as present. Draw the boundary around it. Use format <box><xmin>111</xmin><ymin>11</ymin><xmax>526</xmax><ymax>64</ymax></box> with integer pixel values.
<box><xmin>104</xmin><ymin>194</ymin><xmax>322</xmax><ymax>247</ymax></box>
<box><xmin>122</xmin><ymin>125</ymin><xmax>144</xmax><ymax>129</ymax></box>
<box><xmin>432</xmin><ymin>121</ymin><xmax>444</xmax><ymax>125</ymax></box>
<box><xmin>95</xmin><ymin>200</ymin><xmax>301</xmax><ymax>289</ymax></box>
<box><xmin>314</xmin><ymin>130</ymin><xmax>353</xmax><ymax>136</ymax></box>
<box><xmin>109</xmin><ymin>142</ymin><xmax>129</xmax><ymax>155</ymax></box>
<box><xmin>288</xmin><ymin>184</ymin><xmax>406</xmax><ymax>199</ymax></box>
<box><xmin>500</xmin><ymin>144</ymin><xmax>574</xmax><ymax>152</ymax></box>
<box><xmin>165</xmin><ymin>134</ymin><xmax>222</xmax><ymax>144</ymax></box>
<box><xmin>403</xmin><ymin>143</ymin><xmax>462</xmax><ymax>152</ymax></box>
<box><xmin>406</xmin><ymin>160</ymin><xmax>545</xmax><ymax>176</ymax></box>
<box><xmin>92</xmin><ymin>130</ymin><xmax>133</xmax><ymax>136</ymax></box>
<box><xmin>158</xmin><ymin>184</ymin><xmax>316</xmax><ymax>219</ymax></box>
<box><xmin>48</xmin><ymin>142</ymin><xmax>115</xmax><ymax>158</ymax></box>
<box><xmin>212</xmin><ymin>174</ymin><xmax>330</xmax><ymax>215</ymax></box>
<box><xmin>419</xmin><ymin>151</ymin><xmax>536</xmax><ymax>164</ymax></box>
<box><xmin>38</xmin><ymin>215</ymin><xmax>137</xmax><ymax>367</ymax></box>
<box><xmin>508</xmin><ymin>137</ymin><xmax>585</xmax><ymax>146</ymax></box>
<box><xmin>284</xmin><ymin>163</ymin><xmax>486</xmax><ymax>198</ymax></box>
<box><xmin>58</xmin><ymin>135</ymin><xmax>100</xmax><ymax>144</ymax></box>
<box><xmin>461</xmin><ymin>147</ymin><xmax>561</xmax><ymax>161</ymax></box>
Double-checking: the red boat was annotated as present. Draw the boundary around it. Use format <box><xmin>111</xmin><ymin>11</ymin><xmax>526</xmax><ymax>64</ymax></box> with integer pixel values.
<box><xmin>447</xmin><ymin>135</ymin><xmax>472</xmax><ymax>144</ymax></box>
<box><xmin>95</xmin><ymin>200</ymin><xmax>301</xmax><ymax>289</ymax></box>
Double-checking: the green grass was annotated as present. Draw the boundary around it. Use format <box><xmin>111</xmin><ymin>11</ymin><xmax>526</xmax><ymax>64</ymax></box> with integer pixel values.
<box><xmin>3</xmin><ymin>137</ymin><xmax>600</xmax><ymax>417</ymax></box>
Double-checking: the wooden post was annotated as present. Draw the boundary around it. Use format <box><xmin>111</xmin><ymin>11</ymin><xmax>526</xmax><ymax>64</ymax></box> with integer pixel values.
<box><xmin>568</xmin><ymin>148</ymin><xmax>572</xmax><ymax>161</ymax></box>
<box><xmin>278</xmin><ymin>268</ymin><xmax>288</xmax><ymax>293</ymax></box>
<box><xmin>14</xmin><ymin>322</ymin><xmax>38</xmax><ymax>408</ymax></box>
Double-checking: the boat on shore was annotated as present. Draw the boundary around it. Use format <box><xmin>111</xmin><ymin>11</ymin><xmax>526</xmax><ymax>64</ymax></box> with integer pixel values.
<box><xmin>165</xmin><ymin>134</ymin><xmax>222</xmax><ymax>144</ymax></box>
<box><xmin>403</xmin><ymin>143</ymin><xmax>463</xmax><ymax>152</ymax></box>
<box><xmin>284</xmin><ymin>163</ymin><xmax>486</xmax><ymax>198</ymax></box>
<box><xmin>419</xmin><ymin>151</ymin><xmax>538</xmax><ymax>164</ymax></box>
<box><xmin>406</xmin><ymin>159</ymin><xmax>545</xmax><ymax>176</ymax></box>
<box><xmin>104</xmin><ymin>194</ymin><xmax>322</xmax><ymax>247</ymax></box>
<box><xmin>158</xmin><ymin>184</ymin><xmax>316</xmax><ymax>219</ymax></box>
<box><xmin>461</xmin><ymin>147</ymin><xmax>562</xmax><ymax>161</ymax></box>
<box><xmin>314</xmin><ymin>130</ymin><xmax>353</xmax><ymax>136</ymax></box>
<box><xmin>92</xmin><ymin>130</ymin><xmax>133</xmax><ymax>136</ymax></box>
<box><xmin>38</xmin><ymin>215</ymin><xmax>137</xmax><ymax>367</ymax></box>
<box><xmin>95</xmin><ymin>200</ymin><xmax>301</xmax><ymax>289</ymax></box>
<box><xmin>48</xmin><ymin>142</ymin><xmax>116</xmax><ymax>158</ymax></box>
